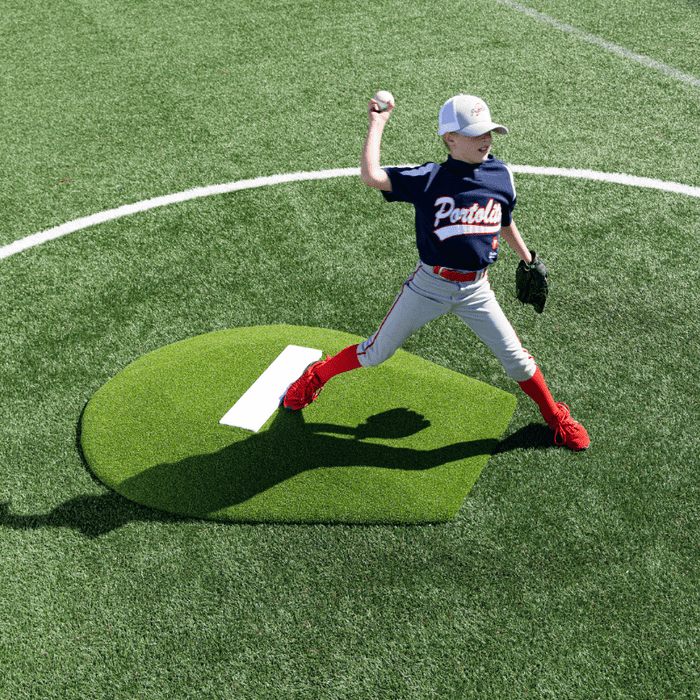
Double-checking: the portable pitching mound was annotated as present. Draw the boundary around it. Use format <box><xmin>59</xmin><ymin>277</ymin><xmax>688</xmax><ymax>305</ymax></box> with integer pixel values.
<box><xmin>80</xmin><ymin>325</ymin><xmax>517</xmax><ymax>524</ymax></box>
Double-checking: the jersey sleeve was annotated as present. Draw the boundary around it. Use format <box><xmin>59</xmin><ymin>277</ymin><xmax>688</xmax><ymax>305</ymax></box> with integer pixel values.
<box><xmin>501</xmin><ymin>164</ymin><xmax>517</xmax><ymax>226</ymax></box>
<box><xmin>380</xmin><ymin>163</ymin><xmax>439</xmax><ymax>204</ymax></box>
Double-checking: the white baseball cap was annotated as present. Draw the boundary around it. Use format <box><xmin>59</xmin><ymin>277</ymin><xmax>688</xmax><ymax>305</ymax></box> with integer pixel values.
<box><xmin>438</xmin><ymin>95</ymin><xmax>508</xmax><ymax>137</ymax></box>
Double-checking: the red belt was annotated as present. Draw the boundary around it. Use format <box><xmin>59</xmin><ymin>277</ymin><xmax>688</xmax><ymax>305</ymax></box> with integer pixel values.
<box><xmin>432</xmin><ymin>266</ymin><xmax>485</xmax><ymax>282</ymax></box>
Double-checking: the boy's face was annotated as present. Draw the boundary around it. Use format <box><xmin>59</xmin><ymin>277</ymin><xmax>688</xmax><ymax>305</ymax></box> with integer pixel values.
<box><xmin>445</xmin><ymin>131</ymin><xmax>493</xmax><ymax>164</ymax></box>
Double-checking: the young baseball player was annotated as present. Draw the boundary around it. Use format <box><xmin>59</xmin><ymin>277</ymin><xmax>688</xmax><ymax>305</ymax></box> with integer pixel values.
<box><xmin>283</xmin><ymin>94</ymin><xmax>589</xmax><ymax>451</ymax></box>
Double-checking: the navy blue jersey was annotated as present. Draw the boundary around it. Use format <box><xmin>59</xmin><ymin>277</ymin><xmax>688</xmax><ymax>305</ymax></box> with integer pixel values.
<box><xmin>382</xmin><ymin>155</ymin><xmax>517</xmax><ymax>271</ymax></box>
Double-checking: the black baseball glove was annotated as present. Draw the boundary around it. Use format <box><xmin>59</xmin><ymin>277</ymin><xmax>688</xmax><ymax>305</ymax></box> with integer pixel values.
<box><xmin>515</xmin><ymin>250</ymin><xmax>548</xmax><ymax>314</ymax></box>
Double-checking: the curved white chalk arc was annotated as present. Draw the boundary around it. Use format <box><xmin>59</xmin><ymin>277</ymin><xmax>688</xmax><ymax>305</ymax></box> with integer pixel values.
<box><xmin>2</xmin><ymin>165</ymin><xmax>699</xmax><ymax>261</ymax></box>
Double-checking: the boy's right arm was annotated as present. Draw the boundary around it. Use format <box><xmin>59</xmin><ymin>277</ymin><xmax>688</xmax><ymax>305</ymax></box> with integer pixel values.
<box><xmin>360</xmin><ymin>99</ymin><xmax>393</xmax><ymax>191</ymax></box>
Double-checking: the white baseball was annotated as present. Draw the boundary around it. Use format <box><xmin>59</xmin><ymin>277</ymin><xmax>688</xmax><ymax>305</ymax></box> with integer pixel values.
<box><xmin>373</xmin><ymin>90</ymin><xmax>394</xmax><ymax>111</ymax></box>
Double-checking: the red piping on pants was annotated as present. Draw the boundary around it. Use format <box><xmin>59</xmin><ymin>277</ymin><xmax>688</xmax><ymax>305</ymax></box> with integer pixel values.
<box><xmin>357</xmin><ymin>265</ymin><xmax>423</xmax><ymax>358</ymax></box>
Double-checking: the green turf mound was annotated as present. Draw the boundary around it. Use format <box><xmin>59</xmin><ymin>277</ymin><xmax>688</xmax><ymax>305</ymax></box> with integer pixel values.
<box><xmin>80</xmin><ymin>325</ymin><xmax>517</xmax><ymax>523</ymax></box>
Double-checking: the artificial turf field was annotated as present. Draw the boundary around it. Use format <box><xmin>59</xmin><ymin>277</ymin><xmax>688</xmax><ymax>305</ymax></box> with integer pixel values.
<box><xmin>1</xmin><ymin>0</ymin><xmax>699</xmax><ymax>697</ymax></box>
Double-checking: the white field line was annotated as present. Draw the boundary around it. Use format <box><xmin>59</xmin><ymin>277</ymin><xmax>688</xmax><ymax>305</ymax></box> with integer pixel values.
<box><xmin>510</xmin><ymin>165</ymin><xmax>700</xmax><ymax>198</ymax></box>
<box><xmin>0</xmin><ymin>168</ymin><xmax>358</xmax><ymax>261</ymax></box>
<box><xmin>2</xmin><ymin>165</ymin><xmax>700</xmax><ymax>261</ymax></box>
<box><xmin>492</xmin><ymin>0</ymin><xmax>700</xmax><ymax>88</ymax></box>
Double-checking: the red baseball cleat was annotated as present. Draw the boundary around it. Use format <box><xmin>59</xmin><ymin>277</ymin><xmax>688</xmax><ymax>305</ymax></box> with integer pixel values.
<box><xmin>546</xmin><ymin>402</ymin><xmax>590</xmax><ymax>451</ymax></box>
<box><xmin>282</xmin><ymin>357</ymin><xmax>330</xmax><ymax>411</ymax></box>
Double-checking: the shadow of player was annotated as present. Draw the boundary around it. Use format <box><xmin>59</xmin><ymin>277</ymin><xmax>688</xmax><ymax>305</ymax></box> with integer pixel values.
<box><xmin>0</xmin><ymin>409</ymin><xmax>546</xmax><ymax>538</ymax></box>
<box><xmin>111</xmin><ymin>407</ymin><xmax>499</xmax><ymax>517</ymax></box>
<box><xmin>0</xmin><ymin>494</ymin><xmax>183</xmax><ymax>539</ymax></box>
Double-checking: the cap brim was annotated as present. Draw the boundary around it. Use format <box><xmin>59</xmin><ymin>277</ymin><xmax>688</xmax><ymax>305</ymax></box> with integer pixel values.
<box><xmin>458</xmin><ymin>122</ymin><xmax>509</xmax><ymax>137</ymax></box>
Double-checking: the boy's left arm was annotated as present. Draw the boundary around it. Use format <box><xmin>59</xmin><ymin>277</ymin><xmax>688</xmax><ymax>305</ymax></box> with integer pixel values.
<box><xmin>500</xmin><ymin>220</ymin><xmax>533</xmax><ymax>263</ymax></box>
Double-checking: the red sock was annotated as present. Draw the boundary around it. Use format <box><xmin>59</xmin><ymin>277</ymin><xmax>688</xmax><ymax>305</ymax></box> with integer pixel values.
<box><xmin>518</xmin><ymin>367</ymin><xmax>559</xmax><ymax>422</ymax></box>
<box><xmin>315</xmin><ymin>344</ymin><xmax>361</xmax><ymax>384</ymax></box>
